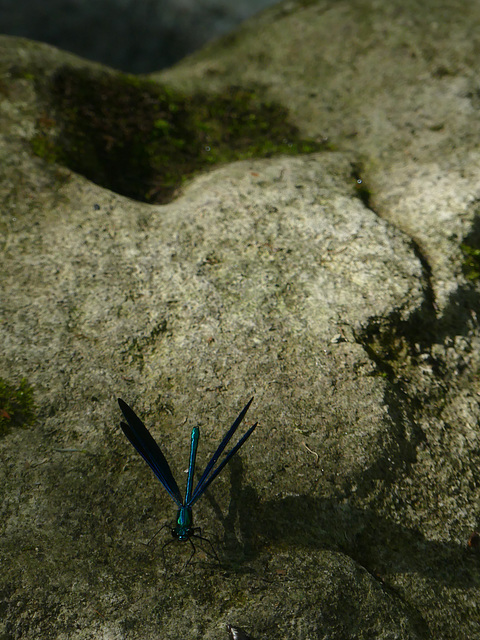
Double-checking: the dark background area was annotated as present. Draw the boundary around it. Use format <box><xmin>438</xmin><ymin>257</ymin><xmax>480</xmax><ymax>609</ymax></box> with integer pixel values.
<box><xmin>0</xmin><ymin>0</ymin><xmax>279</xmax><ymax>73</ymax></box>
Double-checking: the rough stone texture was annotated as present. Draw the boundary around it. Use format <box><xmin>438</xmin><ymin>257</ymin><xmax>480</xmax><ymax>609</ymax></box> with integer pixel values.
<box><xmin>1</xmin><ymin>0</ymin><xmax>480</xmax><ymax>639</ymax></box>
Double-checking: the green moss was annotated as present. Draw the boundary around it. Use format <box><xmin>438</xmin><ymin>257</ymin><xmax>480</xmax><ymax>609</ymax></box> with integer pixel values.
<box><xmin>32</xmin><ymin>66</ymin><xmax>328</xmax><ymax>204</ymax></box>
<box><xmin>361</xmin><ymin>329</ymin><xmax>410</xmax><ymax>378</ymax></box>
<box><xmin>460</xmin><ymin>242</ymin><xmax>480</xmax><ymax>281</ymax></box>
<box><xmin>0</xmin><ymin>377</ymin><xmax>36</xmax><ymax>436</ymax></box>
<box><xmin>30</xmin><ymin>134</ymin><xmax>60</xmax><ymax>163</ymax></box>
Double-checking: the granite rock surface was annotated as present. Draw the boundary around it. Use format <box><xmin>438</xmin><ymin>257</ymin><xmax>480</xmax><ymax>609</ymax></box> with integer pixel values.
<box><xmin>1</xmin><ymin>1</ymin><xmax>480</xmax><ymax>638</ymax></box>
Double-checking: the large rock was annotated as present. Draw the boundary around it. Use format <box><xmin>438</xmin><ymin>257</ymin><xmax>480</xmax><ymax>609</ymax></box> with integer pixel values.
<box><xmin>1</xmin><ymin>1</ymin><xmax>480</xmax><ymax>638</ymax></box>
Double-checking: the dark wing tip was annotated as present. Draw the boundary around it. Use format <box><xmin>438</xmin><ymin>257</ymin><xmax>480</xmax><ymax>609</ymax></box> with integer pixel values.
<box><xmin>118</xmin><ymin>398</ymin><xmax>134</xmax><ymax>420</ymax></box>
<box><xmin>238</xmin><ymin>397</ymin><xmax>254</xmax><ymax>419</ymax></box>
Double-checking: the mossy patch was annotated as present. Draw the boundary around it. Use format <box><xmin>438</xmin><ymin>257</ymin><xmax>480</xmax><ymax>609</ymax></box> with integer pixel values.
<box><xmin>356</xmin><ymin>321</ymin><xmax>411</xmax><ymax>379</ymax></box>
<box><xmin>0</xmin><ymin>377</ymin><xmax>36</xmax><ymax>436</ymax></box>
<box><xmin>32</xmin><ymin>66</ymin><xmax>327</xmax><ymax>204</ymax></box>
<box><xmin>460</xmin><ymin>242</ymin><xmax>480</xmax><ymax>281</ymax></box>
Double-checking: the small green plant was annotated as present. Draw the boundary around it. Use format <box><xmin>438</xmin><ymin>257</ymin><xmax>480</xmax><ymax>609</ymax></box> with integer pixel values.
<box><xmin>0</xmin><ymin>377</ymin><xmax>36</xmax><ymax>435</ymax></box>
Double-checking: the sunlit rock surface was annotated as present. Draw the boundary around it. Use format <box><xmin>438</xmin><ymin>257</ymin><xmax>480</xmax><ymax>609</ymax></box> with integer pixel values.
<box><xmin>1</xmin><ymin>1</ymin><xmax>480</xmax><ymax>638</ymax></box>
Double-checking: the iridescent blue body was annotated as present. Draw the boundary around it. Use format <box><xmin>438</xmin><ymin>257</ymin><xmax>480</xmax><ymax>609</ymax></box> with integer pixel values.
<box><xmin>174</xmin><ymin>506</ymin><xmax>193</xmax><ymax>541</ymax></box>
<box><xmin>118</xmin><ymin>397</ymin><xmax>256</xmax><ymax>555</ymax></box>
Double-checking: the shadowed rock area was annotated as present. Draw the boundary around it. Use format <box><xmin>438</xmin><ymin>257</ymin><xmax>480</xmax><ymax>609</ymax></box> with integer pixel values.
<box><xmin>1</xmin><ymin>1</ymin><xmax>480</xmax><ymax>638</ymax></box>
